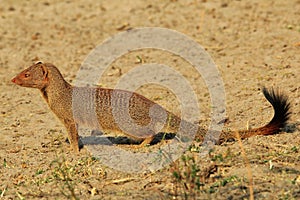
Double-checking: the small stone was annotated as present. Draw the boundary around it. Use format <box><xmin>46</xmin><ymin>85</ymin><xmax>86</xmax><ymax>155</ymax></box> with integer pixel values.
<box><xmin>8</xmin><ymin>7</ymin><xmax>15</xmax><ymax>11</ymax></box>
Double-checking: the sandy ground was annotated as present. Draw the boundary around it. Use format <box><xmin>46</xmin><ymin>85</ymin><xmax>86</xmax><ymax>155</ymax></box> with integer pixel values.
<box><xmin>0</xmin><ymin>0</ymin><xmax>300</xmax><ymax>199</ymax></box>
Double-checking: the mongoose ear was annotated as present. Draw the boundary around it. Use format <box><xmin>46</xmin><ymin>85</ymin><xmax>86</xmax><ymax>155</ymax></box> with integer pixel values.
<box><xmin>35</xmin><ymin>61</ymin><xmax>43</xmax><ymax>65</ymax></box>
<box><xmin>40</xmin><ymin>65</ymin><xmax>48</xmax><ymax>79</ymax></box>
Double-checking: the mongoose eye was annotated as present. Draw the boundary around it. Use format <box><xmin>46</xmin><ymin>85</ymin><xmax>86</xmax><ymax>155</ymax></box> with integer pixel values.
<box><xmin>24</xmin><ymin>73</ymin><xmax>30</xmax><ymax>78</ymax></box>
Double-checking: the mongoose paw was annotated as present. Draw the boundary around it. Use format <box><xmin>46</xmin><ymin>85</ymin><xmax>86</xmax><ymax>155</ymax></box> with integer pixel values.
<box><xmin>65</xmin><ymin>137</ymin><xmax>84</xmax><ymax>150</ymax></box>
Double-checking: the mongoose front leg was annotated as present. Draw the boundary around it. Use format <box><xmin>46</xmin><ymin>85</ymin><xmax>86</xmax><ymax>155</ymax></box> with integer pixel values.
<box><xmin>64</xmin><ymin>120</ymin><xmax>79</xmax><ymax>153</ymax></box>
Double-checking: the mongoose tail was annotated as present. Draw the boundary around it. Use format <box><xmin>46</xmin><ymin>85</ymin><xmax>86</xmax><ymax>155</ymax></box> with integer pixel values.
<box><xmin>219</xmin><ymin>87</ymin><xmax>291</xmax><ymax>143</ymax></box>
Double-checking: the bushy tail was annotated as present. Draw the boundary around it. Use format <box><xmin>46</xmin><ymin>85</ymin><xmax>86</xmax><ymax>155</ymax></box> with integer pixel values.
<box><xmin>261</xmin><ymin>87</ymin><xmax>291</xmax><ymax>132</ymax></box>
<box><xmin>238</xmin><ymin>87</ymin><xmax>291</xmax><ymax>139</ymax></box>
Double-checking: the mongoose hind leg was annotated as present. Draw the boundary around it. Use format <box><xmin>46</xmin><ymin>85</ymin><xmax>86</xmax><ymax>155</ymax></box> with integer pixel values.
<box><xmin>137</xmin><ymin>136</ymin><xmax>154</xmax><ymax>148</ymax></box>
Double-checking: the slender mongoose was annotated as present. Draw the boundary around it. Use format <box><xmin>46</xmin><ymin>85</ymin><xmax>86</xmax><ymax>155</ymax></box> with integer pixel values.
<box><xmin>11</xmin><ymin>62</ymin><xmax>291</xmax><ymax>153</ymax></box>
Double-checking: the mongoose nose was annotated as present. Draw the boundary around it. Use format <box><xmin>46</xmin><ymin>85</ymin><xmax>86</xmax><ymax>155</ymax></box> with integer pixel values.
<box><xmin>11</xmin><ymin>77</ymin><xmax>16</xmax><ymax>83</ymax></box>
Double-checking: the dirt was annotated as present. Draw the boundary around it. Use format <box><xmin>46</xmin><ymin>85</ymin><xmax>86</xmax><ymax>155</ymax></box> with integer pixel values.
<box><xmin>0</xmin><ymin>0</ymin><xmax>300</xmax><ymax>199</ymax></box>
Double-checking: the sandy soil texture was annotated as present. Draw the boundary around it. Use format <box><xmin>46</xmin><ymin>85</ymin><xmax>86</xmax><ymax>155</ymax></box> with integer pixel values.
<box><xmin>1</xmin><ymin>0</ymin><xmax>300</xmax><ymax>199</ymax></box>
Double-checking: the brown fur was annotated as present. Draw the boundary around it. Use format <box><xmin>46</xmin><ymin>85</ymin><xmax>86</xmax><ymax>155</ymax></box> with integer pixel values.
<box><xmin>11</xmin><ymin>62</ymin><xmax>291</xmax><ymax>153</ymax></box>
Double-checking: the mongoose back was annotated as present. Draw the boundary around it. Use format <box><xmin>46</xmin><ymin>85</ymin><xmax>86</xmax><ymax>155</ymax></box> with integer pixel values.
<box><xmin>11</xmin><ymin>62</ymin><xmax>291</xmax><ymax>153</ymax></box>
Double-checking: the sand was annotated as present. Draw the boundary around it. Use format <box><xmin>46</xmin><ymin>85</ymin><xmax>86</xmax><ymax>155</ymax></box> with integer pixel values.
<box><xmin>0</xmin><ymin>0</ymin><xmax>299</xmax><ymax>199</ymax></box>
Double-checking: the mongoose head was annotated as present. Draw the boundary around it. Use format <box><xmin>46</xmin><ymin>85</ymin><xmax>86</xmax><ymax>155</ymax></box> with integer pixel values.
<box><xmin>12</xmin><ymin>61</ymin><xmax>49</xmax><ymax>89</ymax></box>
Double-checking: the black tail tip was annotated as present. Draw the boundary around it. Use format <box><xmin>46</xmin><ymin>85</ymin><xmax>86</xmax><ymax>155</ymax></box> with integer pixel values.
<box><xmin>262</xmin><ymin>86</ymin><xmax>291</xmax><ymax>128</ymax></box>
